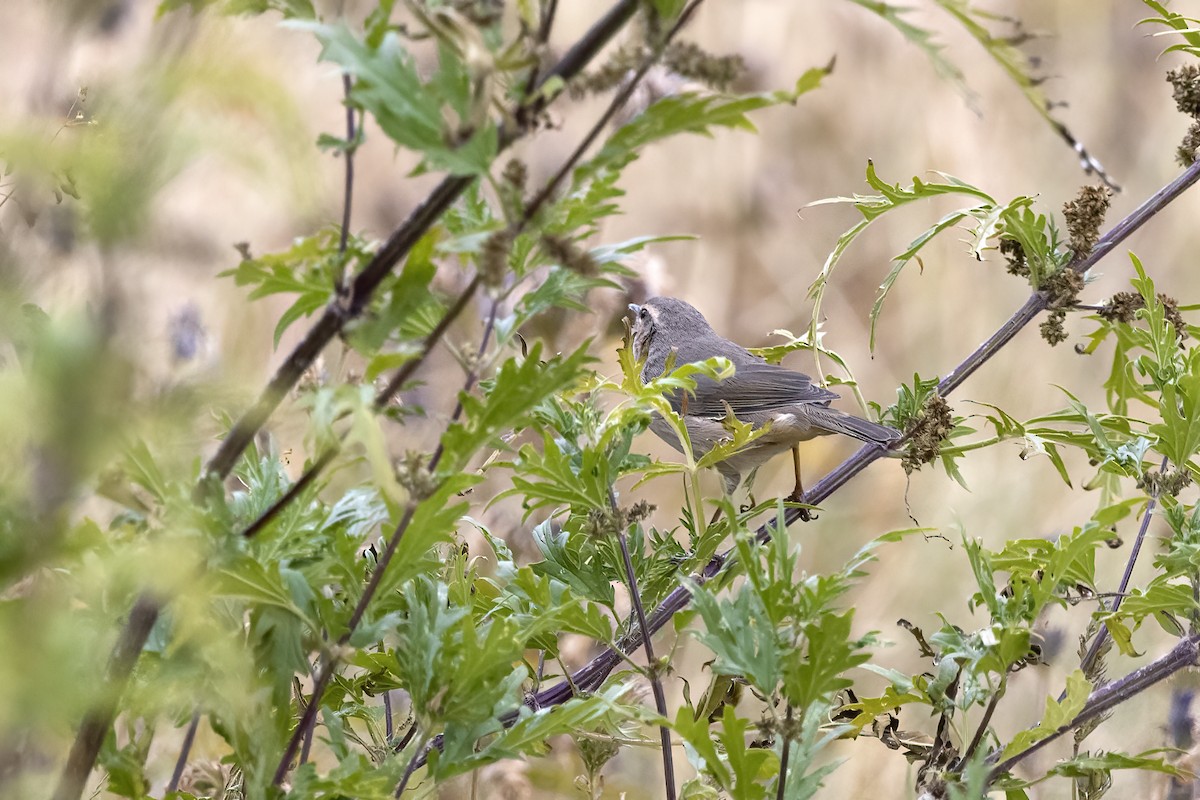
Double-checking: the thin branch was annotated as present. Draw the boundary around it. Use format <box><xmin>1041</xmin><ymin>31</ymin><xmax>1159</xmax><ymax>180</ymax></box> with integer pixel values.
<box><xmin>384</xmin><ymin>689</ymin><xmax>394</xmax><ymax>743</ymax></box>
<box><xmin>299</xmin><ymin>656</ymin><xmax>321</xmax><ymax>766</ymax></box>
<box><xmin>523</xmin><ymin>0</ymin><xmax>704</xmax><ymax>227</ymax></box>
<box><xmin>987</xmin><ymin>633</ymin><xmax>1200</xmax><ymax>782</ymax></box>
<box><xmin>394</xmin><ymin>733</ymin><xmax>429</xmax><ymax>797</ymax></box>
<box><xmin>166</xmin><ymin>710</ymin><xmax>201</xmax><ymax>794</ymax></box>
<box><xmin>519</xmin><ymin>0</ymin><xmax>560</xmax><ymax>110</ymax></box>
<box><xmin>612</xmin><ymin>490</ymin><xmax>676</xmax><ymax>800</ymax></box>
<box><xmin>776</xmin><ymin>704</ymin><xmax>793</xmax><ymax>800</ymax></box>
<box><xmin>240</xmin><ymin>447</ymin><xmax>337</xmax><ymax>538</ymax></box>
<box><xmin>962</xmin><ymin>683</ymin><xmax>1003</xmax><ymax>764</ymax></box>
<box><xmin>1078</xmin><ymin>455</ymin><xmax>1167</xmax><ymax>680</ymax></box>
<box><xmin>51</xmin><ymin>594</ymin><xmax>160</xmax><ymax>800</ymax></box>
<box><xmin>337</xmin><ymin>71</ymin><xmax>358</xmax><ymax>293</ymax></box>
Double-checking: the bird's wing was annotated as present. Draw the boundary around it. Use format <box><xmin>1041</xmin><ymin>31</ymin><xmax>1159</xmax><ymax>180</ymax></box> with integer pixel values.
<box><xmin>669</xmin><ymin>362</ymin><xmax>839</xmax><ymax>418</ymax></box>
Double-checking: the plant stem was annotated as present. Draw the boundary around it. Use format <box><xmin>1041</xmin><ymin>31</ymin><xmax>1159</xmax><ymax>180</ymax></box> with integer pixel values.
<box><xmin>776</xmin><ymin>705</ymin><xmax>793</xmax><ymax>800</ymax></box>
<box><xmin>336</xmin><ymin>71</ymin><xmax>357</xmax><ymax>294</ymax></box>
<box><xmin>51</xmin><ymin>594</ymin><xmax>160</xmax><ymax>800</ymax></box>
<box><xmin>962</xmin><ymin>681</ymin><xmax>1003</xmax><ymax>764</ymax></box>
<box><xmin>394</xmin><ymin>733</ymin><xmax>429</xmax><ymax>797</ymax></box>
<box><xmin>612</xmin><ymin>486</ymin><xmax>675</xmax><ymax>800</ymax></box>
<box><xmin>166</xmin><ymin>710</ymin><xmax>201</xmax><ymax>793</ymax></box>
<box><xmin>1077</xmin><ymin>455</ymin><xmax>1167</xmax><ymax>679</ymax></box>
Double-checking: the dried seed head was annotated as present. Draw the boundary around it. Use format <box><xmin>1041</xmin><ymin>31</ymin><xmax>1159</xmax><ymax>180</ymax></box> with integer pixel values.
<box><xmin>1000</xmin><ymin>238</ymin><xmax>1029</xmax><ymax>278</ymax></box>
<box><xmin>902</xmin><ymin>394</ymin><xmax>953</xmax><ymax>474</ymax></box>
<box><xmin>1178</xmin><ymin>121</ymin><xmax>1200</xmax><ymax>167</ymax></box>
<box><xmin>1098</xmin><ymin>291</ymin><xmax>1188</xmax><ymax>341</ymax></box>
<box><xmin>394</xmin><ymin>451</ymin><xmax>436</xmax><ymax>501</ymax></box>
<box><xmin>1062</xmin><ymin>185</ymin><xmax>1111</xmax><ymax>258</ymax></box>
<box><xmin>662</xmin><ymin>41</ymin><xmax>745</xmax><ymax>91</ymax></box>
<box><xmin>541</xmin><ymin>234</ymin><xmax>598</xmax><ymax>276</ymax></box>
<box><xmin>1137</xmin><ymin>466</ymin><xmax>1194</xmax><ymax>497</ymax></box>
<box><xmin>1168</xmin><ymin>64</ymin><xmax>1200</xmax><ymax>118</ymax></box>
<box><xmin>479</xmin><ymin>228</ymin><xmax>514</xmax><ymax>290</ymax></box>
<box><xmin>570</xmin><ymin>44</ymin><xmax>647</xmax><ymax>98</ymax></box>
<box><xmin>1043</xmin><ymin>267</ymin><xmax>1084</xmax><ymax>309</ymax></box>
<box><xmin>1040</xmin><ymin>309</ymin><xmax>1068</xmax><ymax>346</ymax></box>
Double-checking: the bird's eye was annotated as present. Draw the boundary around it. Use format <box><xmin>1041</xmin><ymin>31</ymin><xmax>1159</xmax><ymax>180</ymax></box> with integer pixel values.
<box><xmin>640</xmin><ymin>308</ymin><xmax>649</xmax><ymax>320</ymax></box>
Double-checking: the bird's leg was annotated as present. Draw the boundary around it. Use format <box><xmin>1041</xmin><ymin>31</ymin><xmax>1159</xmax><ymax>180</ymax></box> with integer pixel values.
<box><xmin>786</xmin><ymin>445</ymin><xmax>816</xmax><ymax>521</ymax></box>
<box><xmin>739</xmin><ymin>469</ymin><xmax>759</xmax><ymax>514</ymax></box>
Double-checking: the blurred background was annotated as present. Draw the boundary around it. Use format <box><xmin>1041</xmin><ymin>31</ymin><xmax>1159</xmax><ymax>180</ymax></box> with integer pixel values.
<box><xmin>3</xmin><ymin>0</ymin><xmax>1200</xmax><ymax>797</ymax></box>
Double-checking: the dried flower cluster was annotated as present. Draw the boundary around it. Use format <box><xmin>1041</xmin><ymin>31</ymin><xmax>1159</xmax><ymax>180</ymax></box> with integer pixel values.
<box><xmin>1098</xmin><ymin>290</ymin><xmax>1188</xmax><ymax>342</ymax></box>
<box><xmin>903</xmin><ymin>394</ymin><xmax>954</xmax><ymax>474</ymax></box>
<box><xmin>1168</xmin><ymin>65</ymin><xmax>1200</xmax><ymax>166</ymax></box>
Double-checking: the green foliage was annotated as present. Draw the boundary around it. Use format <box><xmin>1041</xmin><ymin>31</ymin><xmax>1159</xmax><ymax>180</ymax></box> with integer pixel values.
<box><xmin>1139</xmin><ymin>1</ymin><xmax>1200</xmax><ymax>59</ymax></box>
<box><xmin>804</xmin><ymin>162</ymin><xmax>1066</xmax><ymax>357</ymax></box>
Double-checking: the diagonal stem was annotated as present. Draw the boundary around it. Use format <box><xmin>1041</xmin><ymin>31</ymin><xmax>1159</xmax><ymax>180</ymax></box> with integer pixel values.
<box><xmin>1078</xmin><ymin>455</ymin><xmax>1168</xmax><ymax>681</ymax></box>
<box><xmin>611</xmin><ymin>487</ymin><xmax>676</xmax><ymax>800</ymax></box>
<box><xmin>987</xmin><ymin>633</ymin><xmax>1200</xmax><ymax>782</ymax></box>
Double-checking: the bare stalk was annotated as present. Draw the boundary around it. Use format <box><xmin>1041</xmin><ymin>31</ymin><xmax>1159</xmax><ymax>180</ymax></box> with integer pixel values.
<box><xmin>611</xmin><ymin>488</ymin><xmax>676</xmax><ymax>800</ymax></box>
<box><xmin>51</xmin><ymin>594</ymin><xmax>160</xmax><ymax>800</ymax></box>
<box><xmin>394</xmin><ymin>733</ymin><xmax>429</xmax><ymax>797</ymax></box>
<box><xmin>166</xmin><ymin>710</ymin><xmax>201</xmax><ymax>793</ymax></box>
<box><xmin>776</xmin><ymin>705</ymin><xmax>794</xmax><ymax>800</ymax></box>
<box><xmin>1078</xmin><ymin>455</ymin><xmax>1167</xmax><ymax>679</ymax></box>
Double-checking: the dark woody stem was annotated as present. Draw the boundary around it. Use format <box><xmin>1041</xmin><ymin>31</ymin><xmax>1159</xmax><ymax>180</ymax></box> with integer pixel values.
<box><xmin>611</xmin><ymin>488</ymin><xmax>676</xmax><ymax>800</ymax></box>
<box><xmin>987</xmin><ymin>633</ymin><xmax>1200</xmax><ymax>782</ymax></box>
<box><xmin>776</xmin><ymin>704</ymin><xmax>794</xmax><ymax>800</ymax></box>
<box><xmin>1076</xmin><ymin>455</ymin><xmax>1167</xmax><ymax>680</ymax></box>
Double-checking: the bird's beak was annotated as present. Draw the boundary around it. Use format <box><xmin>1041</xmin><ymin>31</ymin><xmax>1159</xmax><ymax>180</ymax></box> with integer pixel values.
<box><xmin>628</xmin><ymin>303</ymin><xmax>641</xmax><ymax>317</ymax></box>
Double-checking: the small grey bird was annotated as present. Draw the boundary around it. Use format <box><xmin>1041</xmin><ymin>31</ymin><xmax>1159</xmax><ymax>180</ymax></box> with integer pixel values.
<box><xmin>629</xmin><ymin>296</ymin><xmax>900</xmax><ymax>507</ymax></box>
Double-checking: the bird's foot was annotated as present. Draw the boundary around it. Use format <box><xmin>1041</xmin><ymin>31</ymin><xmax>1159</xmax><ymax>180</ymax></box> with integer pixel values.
<box><xmin>785</xmin><ymin>490</ymin><xmax>818</xmax><ymax>522</ymax></box>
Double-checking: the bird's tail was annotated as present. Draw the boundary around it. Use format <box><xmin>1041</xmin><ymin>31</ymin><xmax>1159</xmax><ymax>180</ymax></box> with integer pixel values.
<box><xmin>808</xmin><ymin>406</ymin><xmax>902</xmax><ymax>448</ymax></box>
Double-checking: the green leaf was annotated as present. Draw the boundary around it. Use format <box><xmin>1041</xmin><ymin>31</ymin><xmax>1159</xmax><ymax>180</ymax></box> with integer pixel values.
<box><xmin>578</xmin><ymin>65</ymin><xmax>831</xmax><ymax>184</ymax></box>
<box><xmin>1001</xmin><ymin>670</ymin><xmax>1091</xmax><ymax>760</ymax></box>
<box><xmin>439</xmin><ymin>341</ymin><xmax>595</xmax><ymax>475</ymax></box>
<box><xmin>846</xmin><ymin>1</ymin><xmax>974</xmax><ymax>102</ymax></box>
<box><xmin>301</xmin><ymin>23</ymin><xmax>497</xmax><ymax>176</ymax></box>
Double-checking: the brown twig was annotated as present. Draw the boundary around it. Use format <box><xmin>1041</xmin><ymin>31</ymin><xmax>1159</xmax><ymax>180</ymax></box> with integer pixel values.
<box><xmin>776</xmin><ymin>704</ymin><xmax>794</xmax><ymax>800</ymax></box>
<box><xmin>337</xmin><ymin>73</ymin><xmax>358</xmax><ymax>288</ymax></box>
<box><xmin>51</xmin><ymin>594</ymin><xmax>160</xmax><ymax>800</ymax></box>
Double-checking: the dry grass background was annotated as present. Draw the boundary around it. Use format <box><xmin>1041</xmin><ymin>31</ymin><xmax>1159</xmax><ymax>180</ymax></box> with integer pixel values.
<box><xmin>4</xmin><ymin>0</ymin><xmax>1200</xmax><ymax>797</ymax></box>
